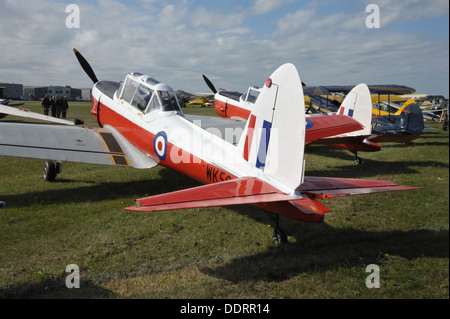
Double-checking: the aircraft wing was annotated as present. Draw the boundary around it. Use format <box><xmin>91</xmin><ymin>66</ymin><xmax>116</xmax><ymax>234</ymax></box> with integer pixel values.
<box><xmin>315</xmin><ymin>85</ymin><xmax>416</xmax><ymax>95</ymax></box>
<box><xmin>0</xmin><ymin>103</ymin><xmax>75</xmax><ymax>125</ymax></box>
<box><xmin>0</xmin><ymin>122</ymin><xmax>157</xmax><ymax>169</ymax></box>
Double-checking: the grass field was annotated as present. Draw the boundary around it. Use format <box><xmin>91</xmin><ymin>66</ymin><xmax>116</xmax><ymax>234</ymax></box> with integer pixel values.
<box><xmin>0</xmin><ymin>101</ymin><xmax>448</xmax><ymax>299</ymax></box>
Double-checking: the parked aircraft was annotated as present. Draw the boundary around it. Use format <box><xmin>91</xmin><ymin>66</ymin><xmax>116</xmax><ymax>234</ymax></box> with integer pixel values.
<box><xmin>204</xmin><ymin>76</ymin><xmax>428</xmax><ymax>160</ymax></box>
<box><xmin>204</xmin><ymin>75</ymin><xmax>380</xmax><ymax>164</ymax></box>
<box><xmin>0</xmin><ymin>50</ymin><xmax>420</xmax><ymax>243</ymax></box>
<box><xmin>370</xmin><ymin>101</ymin><xmax>429</xmax><ymax>144</ymax></box>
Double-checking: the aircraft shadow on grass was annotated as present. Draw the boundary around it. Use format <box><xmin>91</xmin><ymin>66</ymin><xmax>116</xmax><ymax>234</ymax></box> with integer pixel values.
<box><xmin>2</xmin><ymin>168</ymin><xmax>201</xmax><ymax>209</ymax></box>
<box><xmin>2</xmin><ymin>165</ymin><xmax>447</xmax><ymax>294</ymax></box>
<box><xmin>306</xmin><ymin>147</ymin><xmax>448</xmax><ymax>178</ymax></box>
<box><xmin>200</xmin><ymin>218</ymin><xmax>449</xmax><ymax>283</ymax></box>
<box><xmin>0</xmin><ymin>275</ymin><xmax>116</xmax><ymax>298</ymax></box>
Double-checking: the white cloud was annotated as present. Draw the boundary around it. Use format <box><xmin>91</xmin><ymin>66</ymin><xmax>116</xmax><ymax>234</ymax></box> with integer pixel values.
<box><xmin>250</xmin><ymin>0</ymin><xmax>293</xmax><ymax>15</ymax></box>
<box><xmin>0</xmin><ymin>0</ymin><xmax>448</xmax><ymax>97</ymax></box>
<box><xmin>376</xmin><ymin>0</ymin><xmax>449</xmax><ymax>25</ymax></box>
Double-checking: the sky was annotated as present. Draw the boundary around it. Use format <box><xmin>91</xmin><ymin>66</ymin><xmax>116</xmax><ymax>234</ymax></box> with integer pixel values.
<box><xmin>0</xmin><ymin>0</ymin><xmax>448</xmax><ymax>97</ymax></box>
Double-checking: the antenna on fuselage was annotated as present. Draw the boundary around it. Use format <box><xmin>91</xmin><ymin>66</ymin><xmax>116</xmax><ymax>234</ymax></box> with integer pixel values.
<box><xmin>73</xmin><ymin>48</ymin><xmax>99</xmax><ymax>84</ymax></box>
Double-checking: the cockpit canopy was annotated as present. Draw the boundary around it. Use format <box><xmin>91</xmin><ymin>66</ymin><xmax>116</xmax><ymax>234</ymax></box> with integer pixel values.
<box><xmin>118</xmin><ymin>72</ymin><xmax>182</xmax><ymax>114</ymax></box>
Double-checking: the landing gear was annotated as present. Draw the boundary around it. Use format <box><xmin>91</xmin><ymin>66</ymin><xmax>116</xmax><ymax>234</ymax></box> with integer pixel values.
<box><xmin>351</xmin><ymin>151</ymin><xmax>362</xmax><ymax>165</ymax></box>
<box><xmin>273</xmin><ymin>226</ymin><xmax>288</xmax><ymax>246</ymax></box>
<box><xmin>43</xmin><ymin>161</ymin><xmax>62</xmax><ymax>182</ymax></box>
<box><xmin>264</xmin><ymin>210</ymin><xmax>288</xmax><ymax>246</ymax></box>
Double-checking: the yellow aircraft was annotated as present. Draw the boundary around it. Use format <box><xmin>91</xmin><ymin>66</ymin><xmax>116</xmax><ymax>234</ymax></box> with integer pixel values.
<box><xmin>185</xmin><ymin>96</ymin><xmax>210</xmax><ymax>107</ymax></box>
<box><xmin>372</xmin><ymin>99</ymin><xmax>417</xmax><ymax>116</ymax></box>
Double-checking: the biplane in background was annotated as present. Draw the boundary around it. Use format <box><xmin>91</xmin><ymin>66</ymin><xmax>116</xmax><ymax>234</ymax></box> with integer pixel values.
<box><xmin>370</xmin><ymin>100</ymin><xmax>435</xmax><ymax>143</ymax></box>
<box><xmin>303</xmin><ymin>84</ymin><xmax>416</xmax><ymax>115</ymax></box>
<box><xmin>203</xmin><ymin>75</ymin><xmax>429</xmax><ymax>161</ymax></box>
<box><xmin>0</xmin><ymin>50</ymin><xmax>420</xmax><ymax>243</ymax></box>
<box><xmin>175</xmin><ymin>90</ymin><xmax>213</xmax><ymax>108</ymax></box>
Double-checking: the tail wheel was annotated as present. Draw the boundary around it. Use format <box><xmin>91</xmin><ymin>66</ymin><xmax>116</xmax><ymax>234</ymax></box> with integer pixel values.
<box><xmin>43</xmin><ymin>161</ymin><xmax>57</xmax><ymax>182</ymax></box>
<box><xmin>273</xmin><ymin>226</ymin><xmax>288</xmax><ymax>246</ymax></box>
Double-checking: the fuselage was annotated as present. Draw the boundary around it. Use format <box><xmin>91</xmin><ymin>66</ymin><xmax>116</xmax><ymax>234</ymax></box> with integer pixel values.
<box><xmin>90</xmin><ymin>73</ymin><xmax>324</xmax><ymax>223</ymax></box>
<box><xmin>91</xmin><ymin>74</ymin><xmax>261</xmax><ymax>188</ymax></box>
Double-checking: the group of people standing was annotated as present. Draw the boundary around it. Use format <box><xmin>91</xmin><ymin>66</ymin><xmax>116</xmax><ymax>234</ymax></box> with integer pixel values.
<box><xmin>41</xmin><ymin>94</ymin><xmax>69</xmax><ymax>118</ymax></box>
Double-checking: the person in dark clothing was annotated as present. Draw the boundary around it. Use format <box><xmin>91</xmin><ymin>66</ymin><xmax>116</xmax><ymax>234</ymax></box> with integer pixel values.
<box><xmin>61</xmin><ymin>96</ymin><xmax>69</xmax><ymax>118</ymax></box>
<box><xmin>55</xmin><ymin>97</ymin><xmax>63</xmax><ymax>118</ymax></box>
<box><xmin>50</xmin><ymin>96</ymin><xmax>57</xmax><ymax>117</ymax></box>
<box><xmin>41</xmin><ymin>94</ymin><xmax>51</xmax><ymax>115</ymax></box>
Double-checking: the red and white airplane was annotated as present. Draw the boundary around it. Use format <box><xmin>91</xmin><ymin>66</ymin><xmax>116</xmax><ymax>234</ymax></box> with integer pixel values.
<box><xmin>204</xmin><ymin>75</ymin><xmax>383</xmax><ymax>164</ymax></box>
<box><xmin>0</xmin><ymin>49</ymin><xmax>420</xmax><ymax>243</ymax></box>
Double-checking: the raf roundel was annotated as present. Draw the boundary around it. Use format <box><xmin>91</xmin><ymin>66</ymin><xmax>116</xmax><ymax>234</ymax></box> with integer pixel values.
<box><xmin>154</xmin><ymin>131</ymin><xmax>168</xmax><ymax>161</ymax></box>
<box><xmin>306</xmin><ymin>119</ymin><xmax>315</xmax><ymax>130</ymax></box>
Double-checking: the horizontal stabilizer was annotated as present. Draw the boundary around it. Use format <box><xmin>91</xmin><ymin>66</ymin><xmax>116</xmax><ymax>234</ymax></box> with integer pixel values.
<box><xmin>305</xmin><ymin>114</ymin><xmax>364</xmax><ymax>144</ymax></box>
<box><xmin>298</xmin><ymin>176</ymin><xmax>421</xmax><ymax>199</ymax></box>
<box><xmin>126</xmin><ymin>177</ymin><xmax>299</xmax><ymax>212</ymax></box>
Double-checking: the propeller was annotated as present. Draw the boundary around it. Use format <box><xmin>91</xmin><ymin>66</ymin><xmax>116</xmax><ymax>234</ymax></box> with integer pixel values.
<box><xmin>202</xmin><ymin>74</ymin><xmax>217</xmax><ymax>94</ymax></box>
<box><xmin>73</xmin><ymin>48</ymin><xmax>99</xmax><ymax>84</ymax></box>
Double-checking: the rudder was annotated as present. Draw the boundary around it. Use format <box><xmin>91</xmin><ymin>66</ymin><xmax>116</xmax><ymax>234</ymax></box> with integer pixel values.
<box><xmin>336</xmin><ymin>84</ymin><xmax>372</xmax><ymax>136</ymax></box>
<box><xmin>238</xmin><ymin>63</ymin><xmax>305</xmax><ymax>191</ymax></box>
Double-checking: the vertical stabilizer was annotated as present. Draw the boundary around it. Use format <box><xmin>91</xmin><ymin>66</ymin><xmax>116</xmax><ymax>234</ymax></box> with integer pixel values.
<box><xmin>238</xmin><ymin>63</ymin><xmax>305</xmax><ymax>191</ymax></box>
<box><xmin>397</xmin><ymin>102</ymin><xmax>424</xmax><ymax>136</ymax></box>
<box><xmin>336</xmin><ymin>84</ymin><xmax>372</xmax><ymax>136</ymax></box>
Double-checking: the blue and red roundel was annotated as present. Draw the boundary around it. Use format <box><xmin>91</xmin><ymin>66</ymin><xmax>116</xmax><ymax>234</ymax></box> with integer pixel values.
<box><xmin>154</xmin><ymin>131</ymin><xmax>168</xmax><ymax>161</ymax></box>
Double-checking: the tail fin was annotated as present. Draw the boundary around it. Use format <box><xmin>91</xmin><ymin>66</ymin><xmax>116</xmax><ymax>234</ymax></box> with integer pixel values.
<box><xmin>394</xmin><ymin>99</ymin><xmax>415</xmax><ymax>115</ymax></box>
<box><xmin>396</xmin><ymin>101</ymin><xmax>424</xmax><ymax>136</ymax></box>
<box><xmin>336</xmin><ymin>84</ymin><xmax>372</xmax><ymax>136</ymax></box>
<box><xmin>238</xmin><ymin>63</ymin><xmax>305</xmax><ymax>191</ymax></box>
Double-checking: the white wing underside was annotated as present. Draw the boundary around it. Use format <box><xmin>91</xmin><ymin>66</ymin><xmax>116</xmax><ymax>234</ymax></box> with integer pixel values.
<box><xmin>0</xmin><ymin>122</ymin><xmax>157</xmax><ymax>169</ymax></box>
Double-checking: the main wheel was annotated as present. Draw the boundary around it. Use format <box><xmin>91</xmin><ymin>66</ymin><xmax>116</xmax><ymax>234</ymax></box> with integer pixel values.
<box><xmin>354</xmin><ymin>157</ymin><xmax>362</xmax><ymax>165</ymax></box>
<box><xmin>43</xmin><ymin>161</ymin><xmax>57</xmax><ymax>182</ymax></box>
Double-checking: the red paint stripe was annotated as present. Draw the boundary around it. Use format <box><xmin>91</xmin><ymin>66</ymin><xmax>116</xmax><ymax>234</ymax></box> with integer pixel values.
<box><xmin>243</xmin><ymin>114</ymin><xmax>256</xmax><ymax>161</ymax></box>
<box><xmin>96</xmin><ymin>101</ymin><xmax>236</xmax><ymax>185</ymax></box>
<box><xmin>339</xmin><ymin>106</ymin><xmax>345</xmax><ymax>115</ymax></box>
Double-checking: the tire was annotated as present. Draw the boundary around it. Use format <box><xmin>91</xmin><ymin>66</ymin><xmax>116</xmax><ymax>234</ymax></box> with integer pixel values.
<box><xmin>43</xmin><ymin>161</ymin><xmax>57</xmax><ymax>182</ymax></box>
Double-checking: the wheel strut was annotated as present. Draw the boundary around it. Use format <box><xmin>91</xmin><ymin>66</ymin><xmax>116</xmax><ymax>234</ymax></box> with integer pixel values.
<box><xmin>351</xmin><ymin>151</ymin><xmax>362</xmax><ymax>165</ymax></box>
<box><xmin>263</xmin><ymin>210</ymin><xmax>288</xmax><ymax>245</ymax></box>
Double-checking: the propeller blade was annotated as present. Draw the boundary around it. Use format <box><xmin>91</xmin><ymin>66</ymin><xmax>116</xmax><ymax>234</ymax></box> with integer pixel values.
<box><xmin>202</xmin><ymin>74</ymin><xmax>217</xmax><ymax>94</ymax></box>
<box><xmin>73</xmin><ymin>48</ymin><xmax>99</xmax><ymax>84</ymax></box>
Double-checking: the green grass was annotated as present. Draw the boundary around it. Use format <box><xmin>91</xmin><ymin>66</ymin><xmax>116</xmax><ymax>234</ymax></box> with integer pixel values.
<box><xmin>0</xmin><ymin>101</ymin><xmax>448</xmax><ymax>299</ymax></box>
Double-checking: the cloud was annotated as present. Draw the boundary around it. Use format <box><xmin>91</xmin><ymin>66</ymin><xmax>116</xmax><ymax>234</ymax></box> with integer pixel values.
<box><xmin>0</xmin><ymin>0</ymin><xmax>448</xmax><ymax>97</ymax></box>
<box><xmin>375</xmin><ymin>0</ymin><xmax>449</xmax><ymax>25</ymax></box>
<box><xmin>250</xmin><ymin>0</ymin><xmax>293</xmax><ymax>15</ymax></box>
